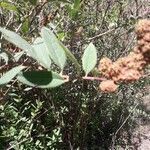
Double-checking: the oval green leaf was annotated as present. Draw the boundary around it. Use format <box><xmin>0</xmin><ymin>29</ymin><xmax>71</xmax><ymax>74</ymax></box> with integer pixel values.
<box><xmin>17</xmin><ymin>71</ymin><xmax>65</xmax><ymax>88</ymax></box>
<box><xmin>41</xmin><ymin>27</ymin><xmax>66</xmax><ymax>70</ymax></box>
<box><xmin>32</xmin><ymin>37</ymin><xmax>51</xmax><ymax>69</ymax></box>
<box><xmin>82</xmin><ymin>42</ymin><xmax>97</xmax><ymax>76</ymax></box>
<box><xmin>0</xmin><ymin>27</ymin><xmax>34</xmax><ymax>57</ymax></box>
<box><xmin>0</xmin><ymin>65</ymin><xmax>26</xmax><ymax>85</ymax></box>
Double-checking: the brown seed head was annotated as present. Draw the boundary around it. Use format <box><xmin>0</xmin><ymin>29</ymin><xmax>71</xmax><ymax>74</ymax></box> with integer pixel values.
<box><xmin>98</xmin><ymin>19</ymin><xmax>150</xmax><ymax>92</ymax></box>
<box><xmin>99</xmin><ymin>80</ymin><xmax>118</xmax><ymax>93</ymax></box>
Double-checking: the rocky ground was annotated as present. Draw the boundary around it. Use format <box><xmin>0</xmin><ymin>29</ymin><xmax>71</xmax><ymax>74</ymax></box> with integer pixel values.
<box><xmin>130</xmin><ymin>88</ymin><xmax>150</xmax><ymax>150</ymax></box>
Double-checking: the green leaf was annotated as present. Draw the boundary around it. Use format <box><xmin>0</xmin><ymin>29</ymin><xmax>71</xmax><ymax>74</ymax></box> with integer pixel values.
<box><xmin>0</xmin><ymin>65</ymin><xmax>26</xmax><ymax>85</ymax></box>
<box><xmin>17</xmin><ymin>71</ymin><xmax>65</xmax><ymax>88</ymax></box>
<box><xmin>69</xmin><ymin>0</ymin><xmax>81</xmax><ymax>20</ymax></box>
<box><xmin>60</xmin><ymin>42</ymin><xmax>81</xmax><ymax>73</ymax></box>
<box><xmin>74</xmin><ymin>0</ymin><xmax>81</xmax><ymax>9</ymax></box>
<box><xmin>82</xmin><ymin>43</ymin><xmax>97</xmax><ymax>76</ymax></box>
<box><xmin>14</xmin><ymin>51</ymin><xmax>24</xmax><ymax>62</ymax></box>
<box><xmin>57</xmin><ymin>32</ymin><xmax>65</xmax><ymax>41</ymax></box>
<box><xmin>22</xmin><ymin>18</ymin><xmax>29</xmax><ymax>34</ymax></box>
<box><xmin>0</xmin><ymin>27</ymin><xmax>34</xmax><ymax>57</ymax></box>
<box><xmin>0</xmin><ymin>2</ymin><xmax>18</xmax><ymax>12</ymax></box>
<box><xmin>41</xmin><ymin>27</ymin><xmax>66</xmax><ymax>70</ymax></box>
<box><xmin>0</xmin><ymin>52</ymin><xmax>8</xmax><ymax>64</ymax></box>
<box><xmin>32</xmin><ymin>37</ymin><xmax>51</xmax><ymax>69</ymax></box>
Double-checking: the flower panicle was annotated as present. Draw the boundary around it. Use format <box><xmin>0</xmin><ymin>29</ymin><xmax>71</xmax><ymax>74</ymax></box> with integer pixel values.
<box><xmin>98</xmin><ymin>19</ymin><xmax>150</xmax><ymax>93</ymax></box>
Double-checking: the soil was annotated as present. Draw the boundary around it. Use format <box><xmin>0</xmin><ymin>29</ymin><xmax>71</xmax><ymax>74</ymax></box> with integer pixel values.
<box><xmin>131</xmin><ymin>90</ymin><xmax>150</xmax><ymax>150</ymax></box>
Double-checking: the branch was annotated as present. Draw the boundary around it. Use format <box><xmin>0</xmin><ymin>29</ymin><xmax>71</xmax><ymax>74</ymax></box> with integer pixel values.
<box><xmin>82</xmin><ymin>76</ymin><xmax>106</xmax><ymax>81</ymax></box>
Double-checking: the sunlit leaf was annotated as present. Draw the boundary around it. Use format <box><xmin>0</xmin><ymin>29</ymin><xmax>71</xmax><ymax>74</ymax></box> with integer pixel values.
<box><xmin>0</xmin><ymin>52</ymin><xmax>9</xmax><ymax>64</ymax></box>
<box><xmin>0</xmin><ymin>27</ymin><xmax>35</xmax><ymax>57</ymax></box>
<box><xmin>41</xmin><ymin>27</ymin><xmax>66</xmax><ymax>70</ymax></box>
<box><xmin>0</xmin><ymin>65</ymin><xmax>26</xmax><ymax>85</ymax></box>
<box><xmin>14</xmin><ymin>51</ymin><xmax>25</xmax><ymax>62</ymax></box>
<box><xmin>32</xmin><ymin>37</ymin><xmax>51</xmax><ymax>69</ymax></box>
<box><xmin>82</xmin><ymin>42</ymin><xmax>97</xmax><ymax>76</ymax></box>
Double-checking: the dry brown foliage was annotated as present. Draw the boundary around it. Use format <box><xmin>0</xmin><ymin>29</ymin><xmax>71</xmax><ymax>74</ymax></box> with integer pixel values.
<box><xmin>99</xmin><ymin>19</ymin><xmax>150</xmax><ymax>93</ymax></box>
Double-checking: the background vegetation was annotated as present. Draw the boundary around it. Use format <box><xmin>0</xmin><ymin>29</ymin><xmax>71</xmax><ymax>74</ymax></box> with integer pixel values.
<box><xmin>0</xmin><ymin>0</ymin><xmax>150</xmax><ymax>149</ymax></box>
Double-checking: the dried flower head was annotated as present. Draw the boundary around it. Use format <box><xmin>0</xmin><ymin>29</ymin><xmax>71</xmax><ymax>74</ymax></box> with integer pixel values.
<box><xmin>99</xmin><ymin>80</ymin><xmax>118</xmax><ymax>93</ymax></box>
<box><xmin>98</xmin><ymin>19</ymin><xmax>150</xmax><ymax>92</ymax></box>
<box><xmin>135</xmin><ymin>19</ymin><xmax>150</xmax><ymax>37</ymax></box>
<box><xmin>98</xmin><ymin>57</ymin><xmax>112</xmax><ymax>77</ymax></box>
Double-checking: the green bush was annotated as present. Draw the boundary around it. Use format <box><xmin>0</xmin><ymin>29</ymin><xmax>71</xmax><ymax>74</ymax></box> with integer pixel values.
<box><xmin>0</xmin><ymin>0</ymin><xmax>150</xmax><ymax>149</ymax></box>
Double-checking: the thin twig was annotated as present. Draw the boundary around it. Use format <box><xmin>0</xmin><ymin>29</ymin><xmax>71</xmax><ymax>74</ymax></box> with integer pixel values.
<box><xmin>5</xmin><ymin>12</ymin><xmax>14</xmax><ymax>28</ymax></box>
<box><xmin>88</xmin><ymin>28</ymin><xmax>115</xmax><ymax>41</ymax></box>
<box><xmin>82</xmin><ymin>76</ymin><xmax>106</xmax><ymax>81</ymax></box>
<box><xmin>2</xmin><ymin>58</ymin><xmax>30</xmax><ymax>98</ymax></box>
